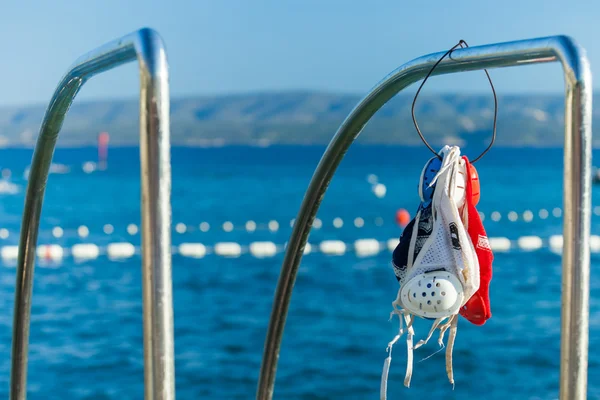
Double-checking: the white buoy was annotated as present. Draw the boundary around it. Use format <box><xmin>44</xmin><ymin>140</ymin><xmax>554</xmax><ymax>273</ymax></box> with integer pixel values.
<box><xmin>491</xmin><ymin>211</ymin><xmax>501</xmax><ymax>222</ymax></box>
<box><xmin>103</xmin><ymin>224</ymin><xmax>114</xmax><ymax>234</ymax></box>
<box><xmin>548</xmin><ymin>235</ymin><xmax>563</xmax><ymax>254</ymax></box>
<box><xmin>523</xmin><ymin>210</ymin><xmax>533</xmax><ymax>222</ymax></box>
<box><xmin>199</xmin><ymin>222</ymin><xmax>210</xmax><ymax>232</ymax></box>
<box><xmin>539</xmin><ymin>209</ymin><xmax>549</xmax><ymax>219</ymax></box>
<box><xmin>78</xmin><ymin>225</ymin><xmax>89</xmax><ymax>238</ymax></box>
<box><xmin>354</xmin><ymin>239</ymin><xmax>380</xmax><ymax>257</ymax></box>
<box><xmin>214</xmin><ymin>242</ymin><xmax>242</xmax><ymax>257</ymax></box>
<box><xmin>553</xmin><ymin>207</ymin><xmax>562</xmax><ymax>218</ymax></box>
<box><xmin>37</xmin><ymin>244</ymin><xmax>64</xmax><ymax>260</ymax></box>
<box><xmin>313</xmin><ymin>218</ymin><xmax>322</xmax><ymax>229</ymax></box>
<box><xmin>387</xmin><ymin>238</ymin><xmax>399</xmax><ymax>252</ymax></box>
<box><xmin>590</xmin><ymin>235</ymin><xmax>600</xmax><ymax>253</ymax></box>
<box><xmin>107</xmin><ymin>242</ymin><xmax>136</xmax><ymax>259</ymax></box>
<box><xmin>373</xmin><ymin>183</ymin><xmax>387</xmax><ymax>198</ymax></box>
<box><xmin>82</xmin><ymin>161</ymin><xmax>96</xmax><ymax>174</ymax></box>
<box><xmin>1</xmin><ymin>245</ymin><xmax>19</xmax><ymax>260</ymax></box>
<box><xmin>268</xmin><ymin>220</ymin><xmax>279</xmax><ymax>232</ymax></box>
<box><xmin>489</xmin><ymin>237</ymin><xmax>511</xmax><ymax>252</ymax></box>
<box><xmin>178</xmin><ymin>243</ymin><xmax>206</xmax><ymax>258</ymax></box>
<box><xmin>517</xmin><ymin>236</ymin><xmax>543</xmax><ymax>251</ymax></box>
<box><xmin>72</xmin><ymin>244</ymin><xmax>100</xmax><ymax>260</ymax></box>
<box><xmin>246</xmin><ymin>221</ymin><xmax>257</xmax><ymax>232</ymax></box>
<box><xmin>354</xmin><ymin>217</ymin><xmax>364</xmax><ymax>228</ymax></box>
<box><xmin>303</xmin><ymin>243</ymin><xmax>312</xmax><ymax>255</ymax></box>
<box><xmin>249</xmin><ymin>241</ymin><xmax>277</xmax><ymax>257</ymax></box>
<box><xmin>52</xmin><ymin>227</ymin><xmax>63</xmax><ymax>238</ymax></box>
<box><xmin>508</xmin><ymin>211</ymin><xmax>518</xmax><ymax>222</ymax></box>
<box><xmin>333</xmin><ymin>217</ymin><xmax>343</xmax><ymax>228</ymax></box>
<box><xmin>319</xmin><ymin>240</ymin><xmax>346</xmax><ymax>255</ymax></box>
<box><xmin>367</xmin><ymin>174</ymin><xmax>378</xmax><ymax>184</ymax></box>
<box><xmin>175</xmin><ymin>223</ymin><xmax>187</xmax><ymax>234</ymax></box>
<box><xmin>126</xmin><ymin>224</ymin><xmax>138</xmax><ymax>235</ymax></box>
<box><xmin>223</xmin><ymin>221</ymin><xmax>234</xmax><ymax>232</ymax></box>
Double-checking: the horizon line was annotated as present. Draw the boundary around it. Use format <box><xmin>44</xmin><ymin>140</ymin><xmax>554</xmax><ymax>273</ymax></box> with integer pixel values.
<box><xmin>0</xmin><ymin>88</ymin><xmax>582</xmax><ymax>109</ymax></box>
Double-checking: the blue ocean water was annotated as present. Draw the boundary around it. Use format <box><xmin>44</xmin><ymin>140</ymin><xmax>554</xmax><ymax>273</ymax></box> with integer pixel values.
<box><xmin>0</xmin><ymin>145</ymin><xmax>597</xmax><ymax>399</ymax></box>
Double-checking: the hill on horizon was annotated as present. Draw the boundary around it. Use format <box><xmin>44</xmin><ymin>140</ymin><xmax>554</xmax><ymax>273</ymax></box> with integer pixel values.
<box><xmin>0</xmin><ymin>91</ymin><xmax>596</xmax><ymax>148</ymax></box>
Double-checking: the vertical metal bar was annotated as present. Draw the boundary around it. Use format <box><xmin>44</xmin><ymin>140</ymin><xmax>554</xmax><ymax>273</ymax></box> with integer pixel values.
<box><xmin>10</xmin><ymin>28</ymin><xmax>175</xmax><ymax>400</ymax></box>
<box><xmin>256</xmin><ymin>36</ymin><xmax>591</xmax><ymax>400</ymax></box>
<box><xmin>560</xmin><ymin>40</ymin><xmax>592</xmax><ymax>400</ymax></box>
<box><xmin>137</xmin><ymin>29</ymin><xmax>175</xmax><ymax>400</ymax></box>
<box><xmin>10</xmin><ymin>75</ymin><xmax>86</xmax><ymax>400</ymax></box>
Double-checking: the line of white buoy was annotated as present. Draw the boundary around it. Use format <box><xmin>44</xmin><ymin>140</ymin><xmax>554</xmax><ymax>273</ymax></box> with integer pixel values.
<box><xmin>0</xmin><ymin>234</ymin><xmax>596</xmax><ymax>262</ymax></box>
<box><xmin>0</xmin><ymin>206</ymin><xmax>590</xmax><ymax>241</ymax></box>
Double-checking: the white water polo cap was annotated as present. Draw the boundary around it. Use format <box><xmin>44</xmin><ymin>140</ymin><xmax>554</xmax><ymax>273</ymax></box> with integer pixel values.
<box><xmin>395</xmin><ymin>145</ymin><xmax>477</xmax><ymax>319</ymax></box>
<box><xmin>399</xmin><ymin>270</ymin><xmax>464</xmax><ymax>318</ymax></box>
<box><xmin>381</xmin><ymin>145</ymin><xmax>480</xmax><ymax>398</ymax></box>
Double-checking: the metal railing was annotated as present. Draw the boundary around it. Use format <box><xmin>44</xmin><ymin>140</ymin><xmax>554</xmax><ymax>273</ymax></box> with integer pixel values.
<box><xmin>9</xmin><ymin>28</ymin><xmax>175</xmax><ymax>400</ymax></box>
<box><xmin>257</xmin><ymin>35</ymin><xmax>592</xmax><ymax>400</ymax></box>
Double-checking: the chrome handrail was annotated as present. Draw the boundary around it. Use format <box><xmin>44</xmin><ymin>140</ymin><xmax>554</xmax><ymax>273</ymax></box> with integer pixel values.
<box><xmin>257</xmin><ymin>35</ymin><xmax>592</xmax><ymax>400</ymax></box>
<box><xmin>10</xmin><ymin>28</ymin><xmax>175</xmax><ymax>400</ymax></box>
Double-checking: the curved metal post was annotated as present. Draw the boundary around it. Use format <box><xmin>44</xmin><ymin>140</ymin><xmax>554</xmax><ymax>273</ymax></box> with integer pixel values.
<box><xmin>10</xmin><ymin>28</ymin><xmax>175</xmax><ymax>400</ymax></box>
<box><xmin>257</xmin><ymin>36</ymin><xmax>591</xmax><ymax>400</ymax></box>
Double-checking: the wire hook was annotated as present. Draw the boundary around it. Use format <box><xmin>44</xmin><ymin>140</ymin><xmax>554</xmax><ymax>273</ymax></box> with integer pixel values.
<box><xmin>411</xmin><ymin>40</ymin><xmax>498</xmax><ymax>163</ymax></box>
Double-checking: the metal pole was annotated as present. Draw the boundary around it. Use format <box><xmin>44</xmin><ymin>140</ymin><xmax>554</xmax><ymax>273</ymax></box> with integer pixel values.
<box><xmin>256</xmin><ymin>35</ymin><xmax>591</xmax><ymax>400</ymax></box>
<box><xmin>10</xmin><ymin>28</ymin><xmax>175</xmax><ymax>400</ymax></box>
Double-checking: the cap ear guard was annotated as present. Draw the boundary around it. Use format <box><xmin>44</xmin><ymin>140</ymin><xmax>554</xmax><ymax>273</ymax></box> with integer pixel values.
<box><xmin>419</xmin><ymin>156</ymin><xmax>442</xmax><ymax>205</ymax></box>
<box><xmin>400</xmin><ymin>271</ymin><xmax>464</xmax><ymax>319</ymax></box>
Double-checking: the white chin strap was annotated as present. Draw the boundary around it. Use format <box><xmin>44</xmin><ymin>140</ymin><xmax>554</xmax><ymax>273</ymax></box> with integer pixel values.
<box><xmin>400</xmin><ymin>271</ymin><xmax>464</xmax><ymax>319</ymax></box>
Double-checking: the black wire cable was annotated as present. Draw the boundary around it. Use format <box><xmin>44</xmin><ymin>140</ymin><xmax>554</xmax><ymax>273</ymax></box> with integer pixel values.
<box><xmin>411</xmin><ymin>40</ymin><xmax>497</xmax><ymax>163</ymax></box>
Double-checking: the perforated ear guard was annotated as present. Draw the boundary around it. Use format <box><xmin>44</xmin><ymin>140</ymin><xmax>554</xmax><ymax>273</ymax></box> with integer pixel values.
<box><xmin>400</xmin><ymin>271</ymin><xmax>464</xmax><ymax>319</ymax></box>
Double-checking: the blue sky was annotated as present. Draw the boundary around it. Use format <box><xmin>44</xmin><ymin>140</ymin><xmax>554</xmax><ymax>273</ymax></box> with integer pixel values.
<box><xmin>0</xmin><ymin>0</ymin><xmax>597</xmax><ymax>106</ymax></box>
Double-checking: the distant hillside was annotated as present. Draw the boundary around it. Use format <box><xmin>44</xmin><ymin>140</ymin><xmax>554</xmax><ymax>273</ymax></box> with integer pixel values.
<box><xmin>0</xmin><ymin>91</ymin><xmax>596</xmax><ymax>147</ymax></box>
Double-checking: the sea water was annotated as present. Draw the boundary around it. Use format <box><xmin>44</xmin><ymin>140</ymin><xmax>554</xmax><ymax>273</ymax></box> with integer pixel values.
<box><xmin>0</xmin><ymin>145</ymin><xmax>596</xmax><ymax>399</ymax></box>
